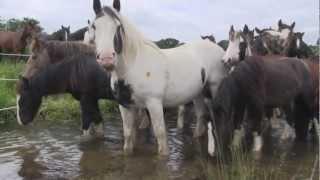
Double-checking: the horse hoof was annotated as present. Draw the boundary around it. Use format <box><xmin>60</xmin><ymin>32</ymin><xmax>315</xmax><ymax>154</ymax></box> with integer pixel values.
<box><xmin>123</xmin><ymin>147</ymin><xmax>134</xmax><ymax>156</ymax></box>
<box><xmin>80</xmin><ymin>134</ymin><xmax>94</xmax><ymax>142</ymax></box>
<box><xmin>159</xmin><ymin>146</ymin><xmax>169</xmax><ymax>156</ymax></box>
<box><xmin>252</xmin><ymin>133</ymin><xmax>263</xmax><ymax>152</ymax></box>
<box><xmin>231</xmin><ymin>129</ymin><xmax>243</xmax><ymax>149</ymax></box>
<box><xmin>193</xmin><ymin>125</ymin><xmax>206</xmax><ymax>138</ymax></box>
<box><xmin>93</xmin><ymin>123</ymin><xmax>104</xmax><ymax>138</ymax></box>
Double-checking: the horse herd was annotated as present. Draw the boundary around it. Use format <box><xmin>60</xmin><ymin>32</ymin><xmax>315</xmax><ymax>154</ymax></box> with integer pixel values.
<box><xmin>11</xmin><ymin>0</ymin><xmax>318</xmax><ymax>158</ymax></box>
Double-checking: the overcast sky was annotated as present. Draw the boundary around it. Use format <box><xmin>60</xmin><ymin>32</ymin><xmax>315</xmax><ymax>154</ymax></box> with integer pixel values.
<box><xmin>0</xmin><ymin>0</ymin><xmax>318</xmax><ymax>44</ymax></box>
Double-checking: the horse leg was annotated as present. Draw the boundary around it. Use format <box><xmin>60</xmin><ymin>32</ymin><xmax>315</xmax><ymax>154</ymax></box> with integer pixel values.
<box><xmin>80</xmin><ymin>96</ymin><xmax>95</xmax><ymax>139</ymax></box>
<box><xmin>247</xmin><ymin>104</ymin><xmax>264</xmax><ymax>152</ymax></box>
<box><xmin>193</xmin><ymin>95</ymin><xmax>207</xmax><ymax>138</ymax></box>
<box><xmin>231</xmin><ymin>102</ymin><xmax>246</xmax><ymax>149</ymax></box>
<box><xmin>146</xmin><ymin>98</ymin><xmax>169</xmax><ymax>156</ymax></box>
<box><xmin>119</xmin><ymin>105</ymin><xmax>137</xmax><ymax>155</ymax></box>
<box><xmin>294</xmin><ymin>103</ymin><xmax>310</xmax><ymax>141</ymax></box>
<box><xmin>89</xmin><ymin>98</ymin><xmax>104</xmax><ymax>138</ymax></box>
<box><xmin>177</xmin><ymin>105</ymin><xmax>186</xmax><ymax>129</ymax></box>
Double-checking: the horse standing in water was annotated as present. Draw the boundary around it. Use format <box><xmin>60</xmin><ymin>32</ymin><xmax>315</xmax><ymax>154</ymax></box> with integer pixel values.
<box><xmin>0</xmin><ymin>22</ymin><xmax>38</xmax><ymax>60</ymax></box>
<box><xmin>89</xmin><ymin>0</ymin><xmax>226</xmax><ymax>156</ymax></box>
<box><xmin>17</xmin><ymin>38</ymin><xmax>114</xmax><ymax>138</ymax></box>
<box><xmin>209</xmin><ymin>25</ymin><xmax>313</xmax><ymax>156</ymax></box>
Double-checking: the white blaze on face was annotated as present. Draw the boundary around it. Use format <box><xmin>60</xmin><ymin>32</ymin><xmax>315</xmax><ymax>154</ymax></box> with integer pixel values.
<box><xmin>223</xmin><ymin>33</ymin><xmax>241</xmax><ymax>64</ymax></box>
<box><xmin>208</xmin><ymin>121</ymin><xmax>215</xmax><ymax>156</ymax></box>
<box><xmin>94</xmin><ymin>15</ymin><xmax>120</xmax><ymax>58</ymax></box>
<box><xmin>296</xmin><ymin>39</ymin><xmax>301</xmax><ymax>48</ymax></box>
<box><xmin>279</xmin><ymin>29</ymin><xmax>290</xmax><ymax>40</ymax></box>
<box><xmin>16</xmin><ymin>95</ymin><xmax>23</xmax><ymax>125</ymax></box>
<box><xmin>253</xmin><ymin>132</ymin><xmax>263</xmax><ymax>152</ymax></box>
<box><xmin>65</xmin><ymin>31</ymin><xmax>68</xmax><ymax>41</ymax></box>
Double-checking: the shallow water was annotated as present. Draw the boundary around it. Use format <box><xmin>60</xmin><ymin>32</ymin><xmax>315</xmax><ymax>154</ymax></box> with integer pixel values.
<box><xmin>0</xmin><ymin>111</ymin><xmax>318</xmax><ymax>180</ymax></box>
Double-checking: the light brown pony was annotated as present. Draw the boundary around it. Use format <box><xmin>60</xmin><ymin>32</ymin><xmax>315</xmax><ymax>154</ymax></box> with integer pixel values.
<box><xmin>23</xmin><ymin>37</ymin><xmax>96</xmax><ymax>79</ymax></box>
<box><xmin>0</xmin><ymin>22</ymin><xmax>38</xmax><ymax>60</ymax></box>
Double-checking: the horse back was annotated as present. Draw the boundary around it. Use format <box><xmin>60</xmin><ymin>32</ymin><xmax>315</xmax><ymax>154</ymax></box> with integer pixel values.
<box><xmin>0</xmin><ymin>31</ymin><xmax>17</xmax><ymax>49</ymax></box>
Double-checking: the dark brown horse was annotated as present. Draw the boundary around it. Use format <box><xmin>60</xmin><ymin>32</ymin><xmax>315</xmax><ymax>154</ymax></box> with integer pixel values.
<box><xmin>213</xmin><ymin>25</ymin><xmax>314</xmax><ymax>155</ymax></box>
<box><xmin>17</xmin><ymin>37</ymin><xmax>114</xmax><ymax>137</ymax></box>
<box><xmin>0</xmin><ymin>22</ymin><xmax>38</xmax><ymax>60</ymax></box>
<box><xmin>211</xmin><ymin>56</ymin><xmax>313</xmax><ymax>154</ymax></box>
<box><xmin>69</xmin><ymin>27</ymin><xmax>88</xmax><ymax>41</ymax></box>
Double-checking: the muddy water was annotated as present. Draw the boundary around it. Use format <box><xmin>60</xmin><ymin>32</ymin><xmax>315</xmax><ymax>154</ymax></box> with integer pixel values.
<box><xmin>0</xmin><ymin>111</ymin><xmax>318</xmax><ymax>180</ymax></box>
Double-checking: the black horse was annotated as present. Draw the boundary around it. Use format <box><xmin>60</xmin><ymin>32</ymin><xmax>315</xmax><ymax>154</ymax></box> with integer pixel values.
<box><xmin>69</xmin><ymin>27</ymin><xmax>88</xmax><ymax>41</ymax></box>
<box><xmin>43</xmin><ymin>25</ymin><xmax>70</xmax><ymax>41</ymax></box>
<box><xmin>17</xmin><ymin>38</ymin><xmax>114</xmax><ymax>137</ymax></box>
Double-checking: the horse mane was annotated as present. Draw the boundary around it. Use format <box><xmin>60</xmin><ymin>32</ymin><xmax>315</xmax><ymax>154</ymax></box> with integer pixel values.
<box><xmin>44</xmin><ymin>41</ymin><xmax>96</xmax><ymax>62</ymax></box>
<box><xmin>27</xmin><ymin>54</ymin><xmax>97</xmax><ymax>93</ymax></box>
<box><xmin>101</xmin><ymin>6</ymin><xmax>161</xmax><ymax>61</ymax></box>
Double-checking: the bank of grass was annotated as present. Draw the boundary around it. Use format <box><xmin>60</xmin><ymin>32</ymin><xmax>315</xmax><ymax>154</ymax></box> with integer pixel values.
<box><xmin>0</xmin><ymin>59</ymin><xmax>118</xmax><ymax>126</ymax></box>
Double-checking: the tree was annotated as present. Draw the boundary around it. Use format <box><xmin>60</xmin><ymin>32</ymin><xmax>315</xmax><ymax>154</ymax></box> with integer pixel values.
<box><xmin>0</xmin><ymin>17</ymin><xmax>42</xmax><ymax>32</ymax></box>
<box><xmin>155</xmin><ymin>38</ymin><xmax>182</xmax><ymax>49</ymax></box>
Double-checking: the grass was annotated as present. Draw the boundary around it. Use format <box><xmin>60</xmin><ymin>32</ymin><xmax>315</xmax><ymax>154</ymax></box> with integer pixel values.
<box><xmin>0</xmin><ymin>59</ymin><xmax>118</xmax><ymax>126</ymax></box>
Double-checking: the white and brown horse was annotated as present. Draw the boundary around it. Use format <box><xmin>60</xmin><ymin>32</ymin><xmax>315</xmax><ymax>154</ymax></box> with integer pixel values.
<box><xmin>89</xmin><ymin>0</ymin><xmax>227</xmax><ymax>156</ymax></box>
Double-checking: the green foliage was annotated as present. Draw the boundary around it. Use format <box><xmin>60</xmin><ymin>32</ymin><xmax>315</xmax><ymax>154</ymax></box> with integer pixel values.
<box><xmin>0</xmin><ymin>17</ymin><xmax>42</xmax><ymax>32</ymax></box>
<box><xmin>309</xmin><ymin>45</ymin><xmax>319</xmax><ymax>57</ymax></box>
<box><xmin>155</xmin><ymin>38</ymin><xmax>183</xmax><ymax>49</ymax></box>
<box><xmin>218</xmin><ymin>40</ymin><xmax>229</xmax><ymax>51</ymax></box>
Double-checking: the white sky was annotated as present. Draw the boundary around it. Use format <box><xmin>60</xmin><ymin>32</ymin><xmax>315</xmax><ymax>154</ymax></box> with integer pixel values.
<box><xmin>0</xmin><ymin>0</ymin><xmax>318</xmax><ymax>44</ymax></box>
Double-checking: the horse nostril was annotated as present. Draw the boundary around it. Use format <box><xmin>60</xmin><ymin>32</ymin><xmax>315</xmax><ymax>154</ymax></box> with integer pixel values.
<box><xmin>96</xmin><ymin>54</ymin><xmax>100</xmax><ymax>59</ymax></box>
<box><xmin>112</xmin><ymin>52</ymin><xmax>116</xmax><ymax>57</ymax></box>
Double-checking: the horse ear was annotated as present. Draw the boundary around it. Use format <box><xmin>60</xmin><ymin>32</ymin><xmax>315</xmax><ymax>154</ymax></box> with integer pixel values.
<box><xmin>243</xmin><ymin>24</ymin><xmax>249</xmax><ymax>34</ymax></box>
<box><xmin>93</xmin><ymin>0</ymin><xmax>102</xmax><ymax>15</ymax></box>
<box><xmin>278</xmin><ymin>19</ymin><xmax>283</xmax><ymax>27</ymax></box>
<box><xmin>290</xmin><ymin>22</ymin><xmax>295</xmax><ymax>30</ymax></box>
<box><xmin>113</xmin><ymin>0</ymin><xmax>121</xmax><ymax>12</ymax></box>
<box><xmin>255</xmin><ymin>27</ymin><xmax>262</xmax><ymax>34</ymax></box>
<box><xmin>229</xmin><ymin>25</ymin><xmax>235</xmax><ymax>40</ymax></box>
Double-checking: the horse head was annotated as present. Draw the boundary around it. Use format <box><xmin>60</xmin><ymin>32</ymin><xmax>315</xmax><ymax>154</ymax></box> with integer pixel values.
<box><xmin>201</xmin><ymin>35</ymin><xmax>216</xmax><ymax>43</ymax></box>
<box><xmin>61</xmin><ymin>25</ymin><xmax>70</xmax><ymax>41</ymax></box>
<box><xmin>255</xmin><ymin>20</ymin><xmax>296</xmax><ymax>55</ymax></box>
<box><xmin>91</xmin><ymin>0</ymin><xmax>124</xmax><ymax>70</ymax></box>
<box><xmin>222</xmin><ymin>25</ymin><xmax>253</xmax><ymax>67</ymax></box>
<box><xmin>16</xmin><ymin>76</ymin><xmax>42</xmax><ymax>126</ymax></box>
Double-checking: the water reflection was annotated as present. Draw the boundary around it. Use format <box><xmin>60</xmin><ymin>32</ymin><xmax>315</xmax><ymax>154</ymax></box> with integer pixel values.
<box><xmin>0</xmin><ymin>113</ymin><xmax>317</xmax><ymax>180</ymax></box>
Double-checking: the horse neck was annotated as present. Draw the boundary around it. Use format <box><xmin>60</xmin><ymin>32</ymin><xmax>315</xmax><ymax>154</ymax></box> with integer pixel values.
<box><xmin>114</xmin><ymin>16</ymin><xmax>158</xmax><ymax>79</ymax></box>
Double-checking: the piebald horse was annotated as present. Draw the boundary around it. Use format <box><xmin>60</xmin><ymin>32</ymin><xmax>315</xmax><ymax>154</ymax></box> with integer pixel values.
<box><xmin>89</xmin><ymin>0</ymin><xmax>226</xmax><ymax>156</ymax></box>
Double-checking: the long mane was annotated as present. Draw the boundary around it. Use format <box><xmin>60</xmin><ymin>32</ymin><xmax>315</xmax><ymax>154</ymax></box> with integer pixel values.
<box><xmin>44</xmin><ymin>41</ymin><xmax>95</xmax><ymax>62</ymax></box>
<box><xmin>102</xmin><ymin>6</ymin><xmax>161</xmax><ymax>61</ymax></box>
<box><xmin>29</xmin><ymin>54</ymin><xmax>99</xmax><ymax>93</ymax></box>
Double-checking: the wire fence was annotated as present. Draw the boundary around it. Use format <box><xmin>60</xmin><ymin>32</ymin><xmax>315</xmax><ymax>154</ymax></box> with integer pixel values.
<box><xmin>0</xmin><ymin>53</ymin><xmax>25</xmax><ymax>115</ymax></box>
